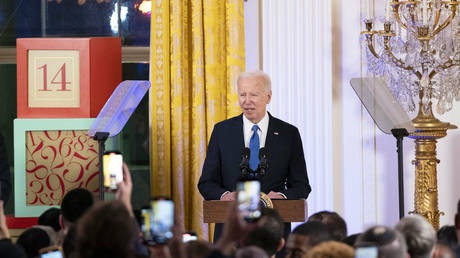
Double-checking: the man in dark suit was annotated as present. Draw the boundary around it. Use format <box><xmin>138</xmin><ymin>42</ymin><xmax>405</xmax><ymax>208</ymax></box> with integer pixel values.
<box><xmin>198</xmin><ymin>71</ymin><xmax>311</xmax><ymax>244</ymax></box>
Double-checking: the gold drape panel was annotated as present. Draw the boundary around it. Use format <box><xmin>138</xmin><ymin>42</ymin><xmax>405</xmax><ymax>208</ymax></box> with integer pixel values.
<box><xmin>149</xmin><ymin>0</ymin><xmax>245</xmax><ymax>241</ymax></box>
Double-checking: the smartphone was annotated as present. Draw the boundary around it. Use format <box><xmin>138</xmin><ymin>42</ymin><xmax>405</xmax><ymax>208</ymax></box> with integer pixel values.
<box><xmin>236</xmin><ymin>180</ymin><xmax>261</xmax><ymax>222</ymax></box>
<box><xmin>182</xmin><ymin>231</ymin><xmax>198</xmax><ymax>242</ymax></box>
<box><xmin>140</xmin><ymin>208</ymin><xmax>153</xmax><ymax>244</ymax></box>
<box><xmin>150</xmin><ymin>199</ymin><xmax>174</xmax><ymax>244</ymax></box>
<box><xmin>39</xmin><ymin>246</ymin><xmax>63</xmax><ymax>258</ymax></box>
<box><xmin>355</xmin><ymin>247</ymin><xmax>378</xmax><ymax>258</ymax></box>
<box><xmin>103</xmin><ymin>151</ymin><xmax>123</xmax><ymax>190</ymax></box>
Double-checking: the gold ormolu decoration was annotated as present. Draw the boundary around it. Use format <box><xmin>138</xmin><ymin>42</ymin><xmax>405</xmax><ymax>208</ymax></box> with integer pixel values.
<box><xmin>260</xmin><ymin>192</ymin><xmax>273</xmax><ymax>208</ymax></box>
<box><xmin>409</xmin><ymin>100</ymin><xmax>456</xmax><ymax>230</ymax></box>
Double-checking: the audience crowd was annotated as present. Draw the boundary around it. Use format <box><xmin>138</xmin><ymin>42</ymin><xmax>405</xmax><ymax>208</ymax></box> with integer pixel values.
<box><xmin>1</xmin><ymin>163</ymin><xmax>460</xmax><ymax>258</ymax></box>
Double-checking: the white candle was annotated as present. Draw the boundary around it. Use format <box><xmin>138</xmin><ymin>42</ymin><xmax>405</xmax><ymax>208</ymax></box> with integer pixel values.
<box><xmin>386</xmin><ymin>0</ymin><xmax>391</xmax><ymax>22</ymax></box>
<box><xmin>422</xmin><ymin>0</ymin><xmax>428</xmax><ymax>25</ymax></box>
<box><xmin>366</xmin><ymin>0</ymin><xmax>371</xmax><ymax>20</ymax></box>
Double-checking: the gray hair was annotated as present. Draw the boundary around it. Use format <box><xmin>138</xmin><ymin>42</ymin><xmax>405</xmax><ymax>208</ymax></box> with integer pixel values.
<box><xmin>395</xmin><ymin>215</ymin><xmax>436</xmax><ymax>258</ymax></box>
<box><xmin>237</xmin><ymin>70</ymin><xmax>272</xmax><ymax>93</ymax></box>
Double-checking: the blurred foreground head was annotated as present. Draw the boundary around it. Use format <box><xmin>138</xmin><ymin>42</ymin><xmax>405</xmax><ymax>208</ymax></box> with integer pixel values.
<box><xmin>308</xmin><ymin>211</ymin><xmax>347</xmax><ymax>241</ymax></box>
<box><xmin>285</xmin><ymin>221</ymin><xmax>333</xmax><ymax>258</ymax></box>
<box><xmin>395</xmin><ymin>215</ymin><xmax>436</xmax><ymax>258</ymax></box>
<box><xmin>243</xmin><ymin>207</ymin><xmax>285</xmax><ymax>257</ymax></box>
<box><xmin>355</xmin><ymin>225</ymin><xmax>408</xmax><ymax>258</ymax></box>
<box><xmin>60</xmin><ymin>188</ymin><xmax>94</xmax><ymax>233</ymax></box>
<box><xmin>304</xmin><ymin>241</ymin><xmax>354</xmax><ymax>258</ymax></box>
<box><xmin>76</xmin><ymin>200</ymin><xmax>136</xmax><ymax>258</ymax></box>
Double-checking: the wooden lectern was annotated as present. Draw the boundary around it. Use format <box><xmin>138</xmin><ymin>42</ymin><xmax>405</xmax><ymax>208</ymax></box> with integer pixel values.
<box><xmin>203</xmin><ymin>200</ymin><xmax>308</xmax><ymax>223</ymax></box>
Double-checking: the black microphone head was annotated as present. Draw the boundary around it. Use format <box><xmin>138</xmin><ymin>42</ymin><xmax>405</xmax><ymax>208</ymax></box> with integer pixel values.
<box><xmin>257</xmin><ymin>148</ymin><xmax>267</xmax><ymax>179</ymax></box>
<box><xmin>242</xmin><ymin>147</ymin><xmax>250</xmax><ymax>159</ymax></box>
<box><xmin>240</xmin><ymin>148</ymin><xmax>252</xmax><ymax>181</ymax></box>
<box><xmin>258</xmin><ymin>147</ymin><xmax>267</xmax><ymax>159</ymax></box>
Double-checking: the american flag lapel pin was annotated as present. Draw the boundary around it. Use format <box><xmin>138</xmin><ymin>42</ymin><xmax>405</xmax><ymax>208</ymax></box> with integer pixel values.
<box><xmin>274</xmin><ymin>132</ymin><xmax>279</xmax><ymax>135</ymax></box>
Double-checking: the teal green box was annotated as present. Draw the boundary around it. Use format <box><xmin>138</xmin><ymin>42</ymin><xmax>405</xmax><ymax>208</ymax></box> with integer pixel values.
<box><xmin>14</xmin><ymin>118</ymin><xmax>100</xmax><ymax>217</ymax></box>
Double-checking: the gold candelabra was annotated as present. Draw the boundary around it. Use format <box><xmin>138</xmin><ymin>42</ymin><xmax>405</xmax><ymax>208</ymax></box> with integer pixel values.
<box><xmin>361</xmin><ymin>0</ymin><xmax>459</xmax><ymax>229</ymax></box>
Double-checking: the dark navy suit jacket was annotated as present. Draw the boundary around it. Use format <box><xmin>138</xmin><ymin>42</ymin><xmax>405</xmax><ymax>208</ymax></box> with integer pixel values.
<box><xmin>198</xmin><ymin>113</ymin><xmax>311</xmax><ymax>200</ymax></box>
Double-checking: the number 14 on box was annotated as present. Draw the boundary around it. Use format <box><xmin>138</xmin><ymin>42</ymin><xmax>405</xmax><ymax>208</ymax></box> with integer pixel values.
<box><xmin>28</xmin><ymin>50</ymin><xmax>80</xmax><ymax>108</ymax></box>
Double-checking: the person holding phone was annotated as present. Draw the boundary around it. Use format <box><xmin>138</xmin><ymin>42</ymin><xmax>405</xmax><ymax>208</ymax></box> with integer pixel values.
<box><xmin>198</xmin><ymin>71</ymin><xmax>311</xmax><ymax>241</ymax></box>
<box><xmin>74</xmin><ymin>163</ymin><xmax>150</xmax><ymax>258</ymax></box>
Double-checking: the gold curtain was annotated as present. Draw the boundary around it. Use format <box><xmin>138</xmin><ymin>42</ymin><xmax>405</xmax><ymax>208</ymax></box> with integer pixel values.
<box><xmin>149</xmin><ymin>0</ymin><xmax>245</xmax><ymax>241</ymax></box>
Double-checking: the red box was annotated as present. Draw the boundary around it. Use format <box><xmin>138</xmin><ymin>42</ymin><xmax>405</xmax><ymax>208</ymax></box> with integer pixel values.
<box><xmin>17</xmin><ymin>38</ymin><xmax>121</xmax><ymax>118</ymax></box>
<box><xmin>6</xmin><ymin>216</ymin><xmax>38</xmax><ymax>229</ymax></box>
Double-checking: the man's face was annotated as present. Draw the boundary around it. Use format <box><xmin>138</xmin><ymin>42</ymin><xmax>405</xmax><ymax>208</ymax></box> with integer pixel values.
<box><xmin>238</xmin><ymin>76</ymin><xmax>272</xmax><ymax>124</ymax></box>
<box><xmin>285</xmin><ymin>234</ymin><xmax>311</xmax><ymax>258</ymax></box>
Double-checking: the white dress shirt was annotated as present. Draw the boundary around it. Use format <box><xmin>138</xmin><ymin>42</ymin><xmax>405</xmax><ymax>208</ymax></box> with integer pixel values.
<box><xmin>243</xmin><ymin>112</ymin><xmax>269</xmax><ymax>148</ymax></box>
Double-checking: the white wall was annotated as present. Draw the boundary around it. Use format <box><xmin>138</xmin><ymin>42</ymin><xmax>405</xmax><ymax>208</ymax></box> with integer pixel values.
<box><xmin>244</xmin><ymin>0</ymin><xmax>460</xmax><ymax>234</ymax></box>
<box><xmin>244</xmin><ymin>0</ymin><xmax>261</xmax><ymax>71</ymax></box>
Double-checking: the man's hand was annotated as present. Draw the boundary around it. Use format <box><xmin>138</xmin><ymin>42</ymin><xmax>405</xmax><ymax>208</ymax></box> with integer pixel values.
<box><xmin>167</xmin><ymin>209</ymin><xmax>186</xmax><ymax>258</ymax></box>
<box><xmin>115</xmin><ymin>163</ymin><xmax>133</xmax><ymax>216</ymax></box>
<box><xmin>0</xmin><ymin>201</ymin><xmax>9</xmax><ymax>239</ymax></box>
<box><xmin>268</xmin><ymin>191</ymin><xmax>285</xmax><ymax>199</ymax></box>
<box><xmin>221</xmin><ymin>191</ymin><xmax>237</xmax><ymax>201</ymax></box>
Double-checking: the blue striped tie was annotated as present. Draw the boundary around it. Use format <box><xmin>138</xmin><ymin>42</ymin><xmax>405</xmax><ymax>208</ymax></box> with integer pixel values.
<box><xmin>249</xmin><ymin>125</ymin><xmax>260</xmax><ymax>171</ymax></box>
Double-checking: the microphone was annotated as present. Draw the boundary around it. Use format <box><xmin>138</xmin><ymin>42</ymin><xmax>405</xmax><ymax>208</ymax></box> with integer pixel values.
<box><xmin>257</xmin><ymin>148</ymin><xmax>268</xmax><ymax>179</ymax></box>
<box><xmin>240</xmin><ymin>148</ymin><xmax>251</xmax><ymax>180</ymax></box>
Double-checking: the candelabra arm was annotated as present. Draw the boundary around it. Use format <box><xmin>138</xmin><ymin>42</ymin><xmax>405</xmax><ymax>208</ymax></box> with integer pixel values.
<box><xmin>367</xmin><ymin>41</ymin><xmax>381</xmax><ymax>59</ymax></box>
<box><xmin>429</xmin><ymin>58</ymin><xmax>456</xmax><ymax>79</ymax></box>
<box><xmin>433</xmin><ymin>8</ymin><xmax>442</xmax><ymax>29</ymax></box>
<box><xmin>410</xmin><ymin>12</ymin><xmax>418</xmax><ymax>33</ymax></box>
<box><xmin>362</xmin><ymin>21</ymin><xmax>380</xmax><ymax>59</ymax></box>
<box><xmin>432</xmin><ymin>5</ymin><xmax>457</xmax><ymax>35</ymax></box>
<box><xmin>383</xmin><ymin>41</ymin><xmax>422</xmax><ymax>79</ymax></box>
<box><xmin>394</xmin><ymin>3</ymin><xmax>409</xmax><ymax>30</ymax></box>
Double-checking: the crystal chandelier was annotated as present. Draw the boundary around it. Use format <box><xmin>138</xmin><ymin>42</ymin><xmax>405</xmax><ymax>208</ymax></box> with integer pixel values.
<box><xmin>362</xmin><ymin>0</ymin><xmax>459</xmax><ymax>115</ymax></box>
<box><xmin>361</xmin><ymin>0</ymin><xmax>459</xmax><ymax>230</ymax></box>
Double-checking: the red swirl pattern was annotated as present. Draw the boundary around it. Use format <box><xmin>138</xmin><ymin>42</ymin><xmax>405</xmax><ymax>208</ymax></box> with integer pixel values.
<box><xmin>25</xmin><ymin>130</ymin><xmax>100</xmax><ymax>205</ymax></box>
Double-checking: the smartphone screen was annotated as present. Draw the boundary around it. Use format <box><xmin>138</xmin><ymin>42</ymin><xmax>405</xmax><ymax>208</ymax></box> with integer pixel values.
<box><xmin>182</xmin><ymin>232</ymin><xmax>197</xmax><ymax>242</ymax></box>
<box><xmin>236</xmin><ymin>180</ymin><xmax>261</xmax><ymax>222</ymax></box>
<box><xmin>103</xmin><ymin>151</ymin><xmax>123</xmax><ymax>190</ymax></box>
<box><xmin>355</xmin><ymin>247</ymin><xmax>378</xmax><ymax>258</ymax></box>
<box><xmin>141</xmin><ymin>208</ymin><xmax>153</xmax><ymax>244</ymax></box>
<box><xmin>151</xmin><ymin>199</ymin><xmax>174</xmax><ymax>244</ymax></box>
<box><xmin>41</xmin><ymin>250</ymin><xmax>63</xmax><ymax>258</ymax></box>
